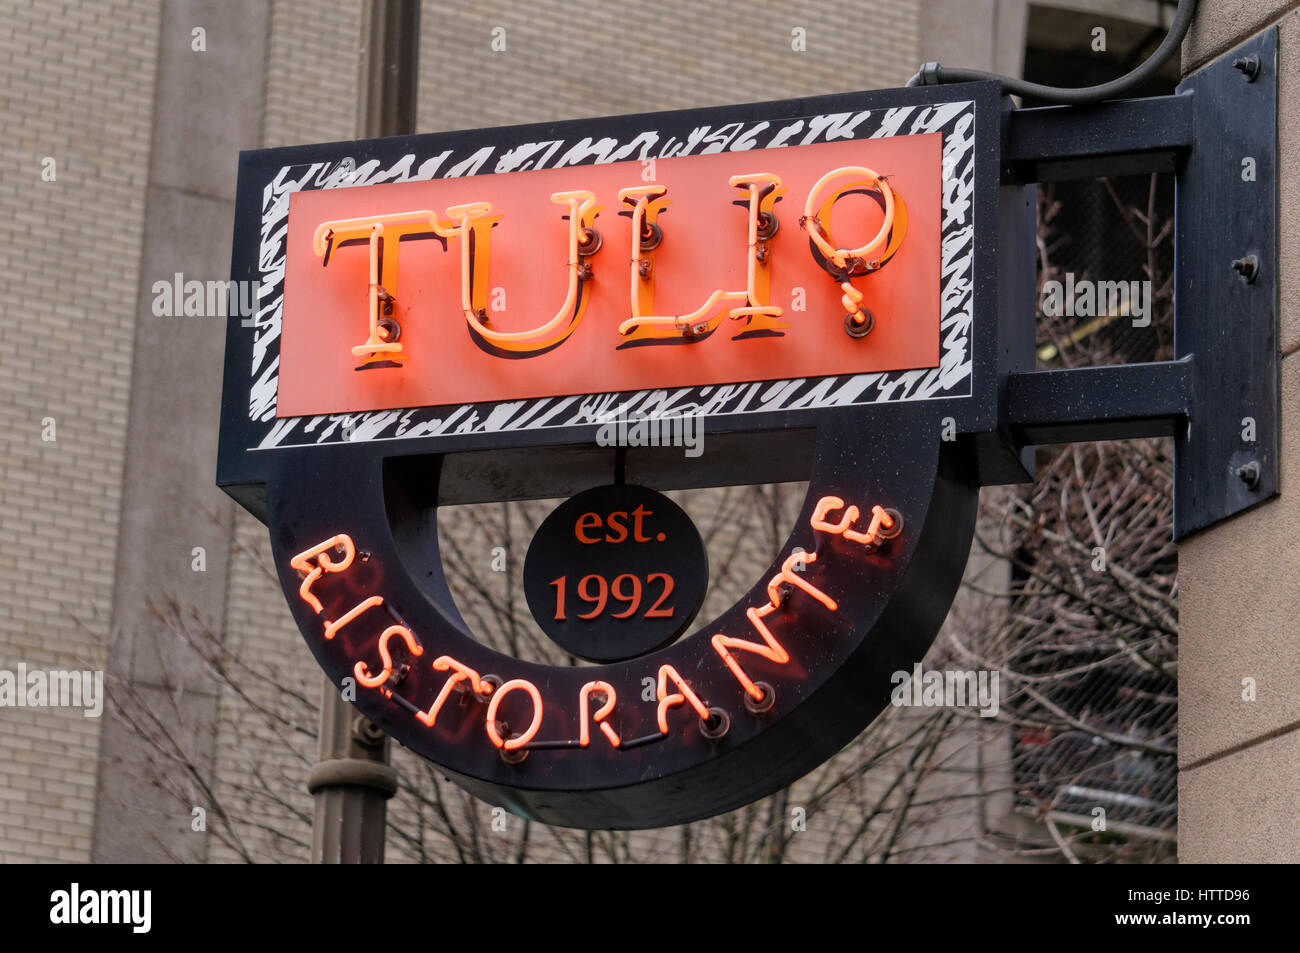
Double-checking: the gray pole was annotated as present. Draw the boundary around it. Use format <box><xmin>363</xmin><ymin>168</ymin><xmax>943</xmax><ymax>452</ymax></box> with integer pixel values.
<box><xmin>307</xmin><ymin>0</ymin><xmax>420</xmax><ymax>865</ymax></box>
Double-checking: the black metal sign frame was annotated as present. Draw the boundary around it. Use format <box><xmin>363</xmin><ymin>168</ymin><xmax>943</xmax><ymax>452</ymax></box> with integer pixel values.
<box><xmin>219</xmin><ymin>81</ymin><xmax>1011</xmax><ymax>510</ymax></box>
<box><xmin>1003</xmin><ymin>28</ymin><xmax>1279</xmax><ymax>537</ymax></box>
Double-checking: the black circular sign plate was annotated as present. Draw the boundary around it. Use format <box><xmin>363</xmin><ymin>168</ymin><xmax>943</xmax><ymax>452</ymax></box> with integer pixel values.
<box><xmin>523</xmin><ymin>484</ymin><xmax>708</xmax><ymax>663</ymax></box>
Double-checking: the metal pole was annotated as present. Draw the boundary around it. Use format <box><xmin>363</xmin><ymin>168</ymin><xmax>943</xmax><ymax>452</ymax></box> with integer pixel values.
<box><xmin>307</xmin><ymin>0</ymin><xmax>419</xmax><ymax>865</ymax></box>
<box><xmin>355</xmin><ymin>0</ymin><xmax>420</xmax><ymax>141</ymax></box>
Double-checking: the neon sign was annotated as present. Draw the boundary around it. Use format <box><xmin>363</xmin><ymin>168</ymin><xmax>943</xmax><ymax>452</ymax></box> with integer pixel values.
<box><xmin>290</xmin><ymin>494</ymin><xmax>904</xmax><ymax>758</ymax></box>
<box><xmin>221</xmin><ymin>63</ymin><xmax>1286</xmax><ymax>828</ymax></box>
<box><xmin>222</xmin><ymin>83</ymin><xmax>1004</xmax><ymax>828</ymax></box>
<box><xmin>277</xmin><ymin>131</ymin><xmax>941</xmax><ymax>418</ymax></box>
<box><xmin>312</xmin><ymin>167</ymin><xmax>907</xmax><ymax>359</ymax></box>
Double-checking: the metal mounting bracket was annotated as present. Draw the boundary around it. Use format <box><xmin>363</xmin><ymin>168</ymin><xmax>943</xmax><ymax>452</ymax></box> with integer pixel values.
<box><xmin>1173</xmin><ymin>27</ymin><xmax>1279</xmax><ymax>539</ymax></box>
<box><xmin>1000</xmin><ymin>27</ymin><xmax>1279</xmax><ymax>541</ymax></box>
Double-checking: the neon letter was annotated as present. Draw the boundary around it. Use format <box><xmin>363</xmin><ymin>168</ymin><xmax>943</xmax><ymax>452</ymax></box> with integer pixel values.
<box><xmin>578</xmin><ymin>680</ymin><xmax>620</xmax><ymax>748</ymax></box>
<box><xmin>486</xmin><ymin>679</ymin><xmax>544</xmax><ymax>750</ymax></box>
<box><xmin>712</xmin><ymin>603</ymin><xmax>788</xmax><ymax>702</ymax></box>
<box><xmin>656</xmin><ymin>664</ymin><xmax>710</xmax><ymax>734</ymax></box>
<box><xmin>354</xmin><ymin>625</ymin><xmax>424</xmax><ymax>688</ymax></box>
<box><xmin>313</xmin><ymin>212</ymin><xmax>456</xmax><ymax>369</ymax></box>
<box><xmin>290</xmin><ymin>533</ymin><xmax>356</xmax><ymax>613</ymax></box>
<box><xmin>713</xmin><ymin>551</ymin><xmax>837</xmax><ymax>699</ymax></box>
<box><xmin>766</xmin><ymin>551</ymin><xmax>836</xmax><ymax>611</ymax></box>
<box><xmin>616</xmin><ymin>184</ymin><xmax>749</xmax><ymax>344</ymax></box>
<box><xmin>727</xmin><ymin>172</ymin><xmax>788</xmax><ymax>335</ymax></box>
<box><xmin>811</xmin><ymin>496</ymin><xmax>900</xmax><ymax>546</ymax></box>
<box><xmin>446</xmin><ymin>191</ymin><xmax>601</xmax><ymax>355</ymax></box>
<box><xmin>802</xmin><ymin>167</ymin><xmax>907</xmax><ymax>335</ymax></box>
<box><xmin>415</xmin><ymin>656</ymin><xmax>491</xmax><ymax>728</ymax></box>
<box><xmin>810</xmin><ymin>496</ymin><xmax>858</xmax><ymax>536</ymax></box>
<box><xmin>844</xmin><ymin>505</ymin><xmax>897</xmax><ymax>547</ymax></box>
<box><xmin>322</xmin><ymin>595</ymin><xmax>383</xmax><ymax>641</ymax></box>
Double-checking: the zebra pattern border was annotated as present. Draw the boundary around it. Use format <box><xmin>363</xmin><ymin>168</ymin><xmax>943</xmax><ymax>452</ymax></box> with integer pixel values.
<box><xmin>247</xmin><ymin>100</ymin><xmax>977</xmax><ymax>451</ymax></box>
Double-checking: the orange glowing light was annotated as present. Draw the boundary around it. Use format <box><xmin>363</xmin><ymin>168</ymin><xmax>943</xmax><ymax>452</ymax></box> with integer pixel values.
<box><xmin>656</xmin><ymin>664</ymin><xmax>710</xmax><ymax>734</ymax></box>
<box><xmin>844</xmin><ymin>504</ymin><xmax>896</xmax><ymax>546</ymax></box>
<box><xmin>294</xmin><ymin>497</ymin><xmax>900</xmax><ymax>757</ymax></box>
<box><xmin>290</xmin><ymin>533</ymin><xmax>357</xmax><ymax>613</ymax></box>
<box><xmin>766</xmin><ymin>551</ymin><xmax>837</xmax><ymax>611</ymax></box>
<box><xmin>486</xmin><ymin>679</ymin><xmax>544</xmax><ymax>750</ymax></box>
<box><xmin>712</xmin><ymin>551</ymin><xmax>836</xmax><ymax>700</ymax></box>
<box><xmin>578</xmin><ymin>680</ymin><xmax>621</xmax><ymax>748</ymax></box>
<box><xmin>322</xmin><ymin>595</ymin><xmax>384</xmax><ymax>641</ymax></box>
<box><xmin>726</xmin><ymin>172</ymin><xmax>788</xmax><ymax>335</ymax></box>
<box><xmin>804</xmin><ymin>167</ymin><xmax>897</xmax><ymax>267</ymax></box>
<box><xmin>354</xmin><ymin>624</ymin><xmax>424</xmax><ymax>688</ymax></box>
<box><xmin>810</xmin><ymin>496</ymin><xmax>900</xmax><ymax>546</ymax></box>
<box><xmin>615</xmin><ymin>176</ymin><xmax>789</xmax><ymax>343</ymax></box>
<box><xmin>616</xmin><ymin>184</ymin><xmax>749</xmax><ymax>343</ymax></box>
<box><xmin>415</xmin><ymin>656</ymin><xmax>492</xmax><ymax>728</ymax></box>
<box><xmin>447</xmin><ymin>191</ymin><xmax>602</xmax><ymax>354</ymax></box>
<box><xmin>802</xmin><ymin>166</ymin><xmax>908</xmax><ymax>331</ymax></box>
<box><xmin>810</xmin><ymin>496</ymin><xmax>858</xmax><ymax>535</ymax></box>
<box><xmin>312</xmin><ymin>211</ymin><xmax>456</xmax><ymax>368</ymax></box>
<box><xmin>280</xmin><ymin>133</ymin><xmax>943</xmax><ymax>418</ymax></box>
<box><xmin>712</xmin><ymin>602</ymin><xmax>789</xmax><ymax>702</ymax></box>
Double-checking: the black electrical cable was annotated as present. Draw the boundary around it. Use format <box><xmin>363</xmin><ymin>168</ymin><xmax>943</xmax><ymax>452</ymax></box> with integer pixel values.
<box><xmin>905</xmin><ymin>0</ymin><xmax>1197</xmax><ymax>104</ymax></box>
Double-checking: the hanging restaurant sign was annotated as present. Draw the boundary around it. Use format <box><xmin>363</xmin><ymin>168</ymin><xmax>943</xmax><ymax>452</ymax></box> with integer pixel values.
<box><xmin>217</xmin><ymin>83</ymin><xmax>1012</xmax><ymax>828</ymax></box>
<box><xmin>220</xmin><ymin>52</ymin><xmax>1285</xmax><ymax>828</ymax></box>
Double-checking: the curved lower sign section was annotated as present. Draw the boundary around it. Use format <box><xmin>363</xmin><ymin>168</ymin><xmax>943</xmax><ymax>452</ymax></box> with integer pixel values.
<box><xmin>264</xmin><ymin>411</ymin><xmax>977</xmax><ymax>828</ymax></box>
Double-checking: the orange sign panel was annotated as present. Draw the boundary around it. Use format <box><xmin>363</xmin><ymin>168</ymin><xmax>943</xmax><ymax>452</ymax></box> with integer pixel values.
<box><xmin>278</xmin><ymin>132</ymin><xmax>941</xmax><ymax>417</ymax></box>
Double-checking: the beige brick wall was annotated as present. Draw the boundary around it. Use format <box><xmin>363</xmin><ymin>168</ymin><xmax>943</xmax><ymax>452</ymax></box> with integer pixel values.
<box><xmin>417</xmin><ymin>0</ymin><xmax>920</xmax><ymax>132</ymax></box>
<box><xmin>0</xmin><ymin>0</ymin><xmax>160</xmax><ymax>863</ymax></box>
<box><xmin>262</xmin><ymin>0</ymin><xmax>362</xmax><ymax>148</ymax></box>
